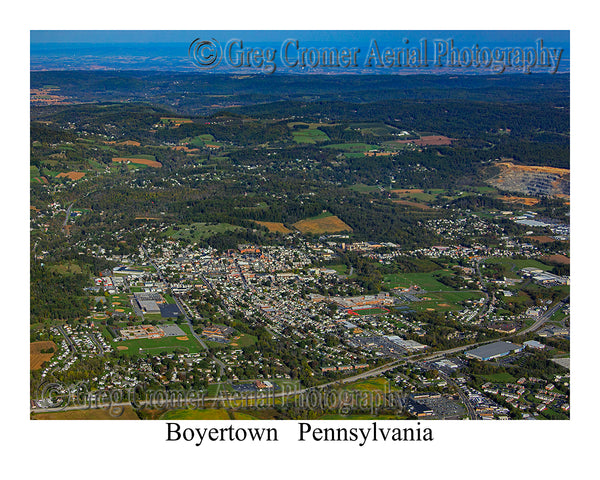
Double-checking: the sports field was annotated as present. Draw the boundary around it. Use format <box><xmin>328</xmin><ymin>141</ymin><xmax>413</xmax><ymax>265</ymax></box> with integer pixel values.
<box><xmin>382</xmin><ymin>270</ymin><xmax>456</xmax><ymax>291</ymax></box>
<box><xmin>114</xmin><ymin>324</ymin><xmax>205</xmax><ymax>356</ymax></box>
<box><xmin>328</xmin><ymin>264</ymin><xmax>348</xmax><ymax>275</ymax></box>
<box><xmin>229</xmin><ymin>333</ymin><xmax>257</xmax><ymax>348</ymax></box>
<box><xmin>352</xmin><ymin>307</ymin><xmax>390</xmax><ymax>316</ymax></box>
<box><xmin>108</xmin><ymin>293</ymin><xmax>134</xmax><ymax>316</ymax></box>
<box><xmin>412</xmin><ymin>290</ymin><xmax>485</xmax><ymax>312</ymax></box>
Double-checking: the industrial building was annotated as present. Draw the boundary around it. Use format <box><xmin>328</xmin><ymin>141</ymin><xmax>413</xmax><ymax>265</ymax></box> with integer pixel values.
<box><xmin>112</xmin><ymin>266</ymin><xmax>145</xmax><ymax>276</ymax></box>
<box><xmin>386</xmin><ymin>335</ymin><xmax>428</xmax><ymax>351</ymax></box>
<box><xmin>524</xmin><ymin>340</ymin><xmax>546</xmax><ymax>350</ymax></box>
<box><xmin>464</xmin><ymin>341</ymin><xmax>523</xmax><ymax>361</ymax></box>
<box><xmin>520</xmin><ymin>267</ymin><xmax>569</xmax><ymax>286</ymax></box>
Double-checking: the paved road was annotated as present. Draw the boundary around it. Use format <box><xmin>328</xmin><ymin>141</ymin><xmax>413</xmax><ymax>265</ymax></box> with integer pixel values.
<box><xmin>62</xmin><ymin>202</ymin><xmax>74</xmax><ymax>233</ymax></box>
<box><xmin>436</xmin><ymin>369</ymin><xmax>478</xmax><ymax>420</ymax></box>
<box><xmin>474</xmin><ymin>257</ymin><xmax>492</xmax><ymax>319</ymax></box>
<box><xmin>520</xmin><ymin>295</ymin><xmax>569</xmax><ymax>335</ymax></box>
<box><xmin>37</xmin><ymin>252</ymin><xmax>566</xmax><ymax>415</ymax></box>
<box><xmin>57</xmin><ymin>325</ymin><xmax>76</xmax><ymax>353</ymax></box>
<box><xmin>88</xmin><ymin>333</ymin><xmax>104</xmax><ymax>355</ymax></box>
<box><xmin>140</xmin><ymin>246</ymin><xmax>226</xmax><ymax>378</ymax></box>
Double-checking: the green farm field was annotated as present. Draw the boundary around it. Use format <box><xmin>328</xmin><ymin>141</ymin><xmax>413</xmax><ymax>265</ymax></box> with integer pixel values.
<box><xmin>290</xmin><ymin>127</ymin><xmax>329</xmax><ymax>144</ymax></box>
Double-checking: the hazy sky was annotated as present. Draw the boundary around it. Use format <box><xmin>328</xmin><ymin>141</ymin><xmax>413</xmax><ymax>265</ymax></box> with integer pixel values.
<box><xmin>31</xmin><ymin>30</ymin><xmax>569</xmax><ymax>46</ymax></box>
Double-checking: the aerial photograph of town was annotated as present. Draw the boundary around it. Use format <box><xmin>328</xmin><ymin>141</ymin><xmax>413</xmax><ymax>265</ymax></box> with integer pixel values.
<box><xmin>28</xmin><ymin>28</ymin><xmax>575</xmax><ymax>428</ymax></box>
<box><xmin>12</xmin><ymin>0</ymin><xmax>600</xmax><ymax>474</ymax></box>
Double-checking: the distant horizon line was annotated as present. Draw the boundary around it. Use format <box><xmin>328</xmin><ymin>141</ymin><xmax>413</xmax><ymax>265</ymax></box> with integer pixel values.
<box><xmin>29</xmin><ymin>69</ymin><xmax>570</xmax><ymax>74</ymax></box>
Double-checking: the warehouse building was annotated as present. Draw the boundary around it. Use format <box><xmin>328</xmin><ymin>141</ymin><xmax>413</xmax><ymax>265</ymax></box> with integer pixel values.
<box><xmin>524</xmin><ymin>340</ymin><xmax>546</xmax><ymax>350</ymax></box>
<box><xmin>465</xmin><ymin>341</ymin><xmax>523</xmax><ymax>361</ymax></box>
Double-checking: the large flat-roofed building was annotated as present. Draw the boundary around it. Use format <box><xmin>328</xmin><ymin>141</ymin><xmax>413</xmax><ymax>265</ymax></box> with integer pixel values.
<box><xmin>138</xmin><ymin>300</ymin><xmax>161</xmax><ymax>313</ymax></box>
<box><xmin>120</xmin><ymin>324</ymin><xmax>165</xmax><ymax>340</ymax></box>
<box><xmin>332</xmin><ymin>292</ymin><xmax>394</xmax><ymax>309</ymax></box>
<box><xmin>524</xmin><ymin>340</ymin><xmax>546</xmax><ymax>350</ymax></box>
<box><xmin>134</xmin><ymin>292</ymin><xmax>163</xmax><ymax>302</ymax></box>
<box><xmin>113</xmin><ymin>266</ymin><xmax>145</xmax><ymax>277</ymax></box>
<box><xmin>386</xmin><ymin>336</ymin><xmax>428</xmax><ymax>351</ymax></box>
<box><xmin>465</xmin><ymin>341</ymin><xmax>523</xmax><ymax>361</ymax></box>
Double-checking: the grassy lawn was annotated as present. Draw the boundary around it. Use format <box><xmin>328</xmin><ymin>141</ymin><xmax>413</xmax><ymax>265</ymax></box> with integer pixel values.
<box><xmin>229</xmin><ymin>333</ymin><xmax>257</xmax><ymax>348</ymax></box>
<box><xmin>159</xmin><ymin>408</ymin><xmax>230</xmax><ymax>420</ymax></box>
<box><xmin>114</xmin><ymin>324</ymin><xmax>204</xmax><ymax>356</ymax></box>
<box><xmin>353</xmin><ymin>308</ymin><xmax>390</xmax><ymax>315</ymax></box>
<box><xmin>46</xmin><ymin>261</ymin><xmax>83</xmax><ymax>275</ymax></box>
<box><xmin>349</xmin><ymin>183</ymin><xmax>384</xmax><ymax>193</ymax></box>
<box><xmin>163</xmin><ymin>294</ymin><xmax>176</xmax><ymax>304</ymax></box>
<box><xmin>291</xmin><ymin>128</ymin><xmax>329</xmax><ymax>144</ymax></box>
<box><xmin>476</xmin><ymin>372</ymin><xmax>517</xmax><ymax>384</ymax></box>
<box><xmin>108</xmin><ymin>294</ymin><xmax>133</xmax><ymax>315</ymax></box>
<box><xmin>125</xmin><ymin>154</ymin><xmax>156</xmax><ymax>160</ymax></box>
<box><xmin>324</xmin><ymin>142</ymin><xmax>379</xmax><ymax>152</ymax></box>
<box><xmin>127</xmin><ymin>163</ymin><xmax>149</xmax><ymax>170</ymax></box>
<box><xmin>319</xmin><ymin>413</ymin><xmax>409</xmax><ymax>420</ymax></box>
<box><xmin>549</xmin><ymin>308</ymin><xmax>567</xmax><ymax>324</ymax></box>
<box><xmin>164</xmin><ymin>222</ymin><xmax>245</xmax><ymax>241</ymax></box>
<box><xmin>328</xmin><ymin>264</ymin><xmax>348</xmax><ymax>275</ymax></box>
<box><xmin>338</xmin><ymin>377</ymin><xmax>396</xmax><ymax>392</ymax></box>
<box><xmin>411</xmin><ymin>290</ymin><xmax>484</xmax><ymax>312</ymax></box>
<box><xmin>474</xmin><ymin>186</ymin><xmax>498</xmax><ymax>194</ymax></box>
<box><xmin>484</xmin><ymin>257</ymin><xmax>553</xmax><ymax>273</ymax></box>
<box><xmin>205</xmin><ymin>383</ymin><xmax>234</xmax><ymax>396</ymax></box>
<box><xmin>273</xmin><ymin>379</ymin><xmax>301</xmax><ymax>390</ymax></box>
<box><xmin>383</xmin><ymin>270</ymin><xmax>456</xmax><ymax>291</ymax></box>
<box><xmin>188</xmin><ymin>134</ymin><xmax>215</xmax><ymax>147</ymax></box>
<box><xmin>231</xmin><ymin>411</ymin><xmax>260</xmax><ymax>420</ymax></box>
<box><xmin>391</xmin><ymin>189</ymin><xmax>438</xmax><ymax>202</ymax></box>
<box><xmin>432</xmin><ymin>290</ymin><xmax>485</xmax><ymax>303</ymax></box>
